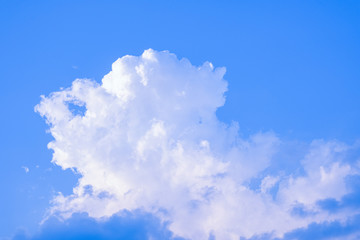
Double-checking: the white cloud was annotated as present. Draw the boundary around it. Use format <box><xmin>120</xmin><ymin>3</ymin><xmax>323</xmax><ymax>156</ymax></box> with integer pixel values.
<box><xmin>22</xmin><ymin>166</ymin><xmax>29</xmax><ymax>173</ymax></box>
<box><xmin>35</xmin><ymin>49</ymin><xmax>360</xmax><ymax>240</ymax></box>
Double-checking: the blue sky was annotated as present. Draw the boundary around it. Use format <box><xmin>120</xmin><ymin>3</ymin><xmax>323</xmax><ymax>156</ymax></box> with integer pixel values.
<box><xmin>1</xmin><ymin>1</ymin><xmax>360</xmax><ymax>239</ymax></box>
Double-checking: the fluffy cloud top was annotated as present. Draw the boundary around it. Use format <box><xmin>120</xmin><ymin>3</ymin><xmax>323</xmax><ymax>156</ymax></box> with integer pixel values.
<box><xmin>35</xmin><ymin>49</ymin><xmax>360</xmax><ymax>240</ymax></box>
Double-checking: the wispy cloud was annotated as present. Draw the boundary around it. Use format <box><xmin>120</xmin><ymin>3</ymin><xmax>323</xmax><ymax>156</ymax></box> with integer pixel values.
<box><xmin>22</xmin><ymin>166</ymin><xmax>29</xmax><ymax>173</ymax></box>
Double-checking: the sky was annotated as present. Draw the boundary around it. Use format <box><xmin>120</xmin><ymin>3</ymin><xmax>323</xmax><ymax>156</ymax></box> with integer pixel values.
<box><xmin>1</xmin><ymin>0</ymin><xmax>360</xmax><ymax>239</ymax></box>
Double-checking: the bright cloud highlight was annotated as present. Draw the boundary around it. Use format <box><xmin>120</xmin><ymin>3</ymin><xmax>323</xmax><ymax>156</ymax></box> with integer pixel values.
<box><xmin>35</xmin><ymin>49</ymin><xmax>360</xmax><ymax>240</ymax></box>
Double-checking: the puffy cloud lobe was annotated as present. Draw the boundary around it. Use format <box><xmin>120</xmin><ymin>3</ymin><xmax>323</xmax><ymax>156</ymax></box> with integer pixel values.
<box><xmin>35</xmin><ymin>49</ymin><xmax>360</xmax><ymax>239</ymax></box>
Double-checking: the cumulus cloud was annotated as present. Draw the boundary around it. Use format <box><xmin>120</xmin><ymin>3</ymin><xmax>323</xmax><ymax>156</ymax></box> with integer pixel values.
<box><xmin>35</xmin><ymin>49</ymin><xmax>360</xmax><ymax>239</ymax></box>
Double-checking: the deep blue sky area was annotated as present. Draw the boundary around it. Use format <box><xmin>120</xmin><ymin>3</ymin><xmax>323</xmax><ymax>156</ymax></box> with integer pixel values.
<box><xmin>1</xmin><ymin>0</ymin><xmax>360</xmax><ymax>239</ymax></box>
